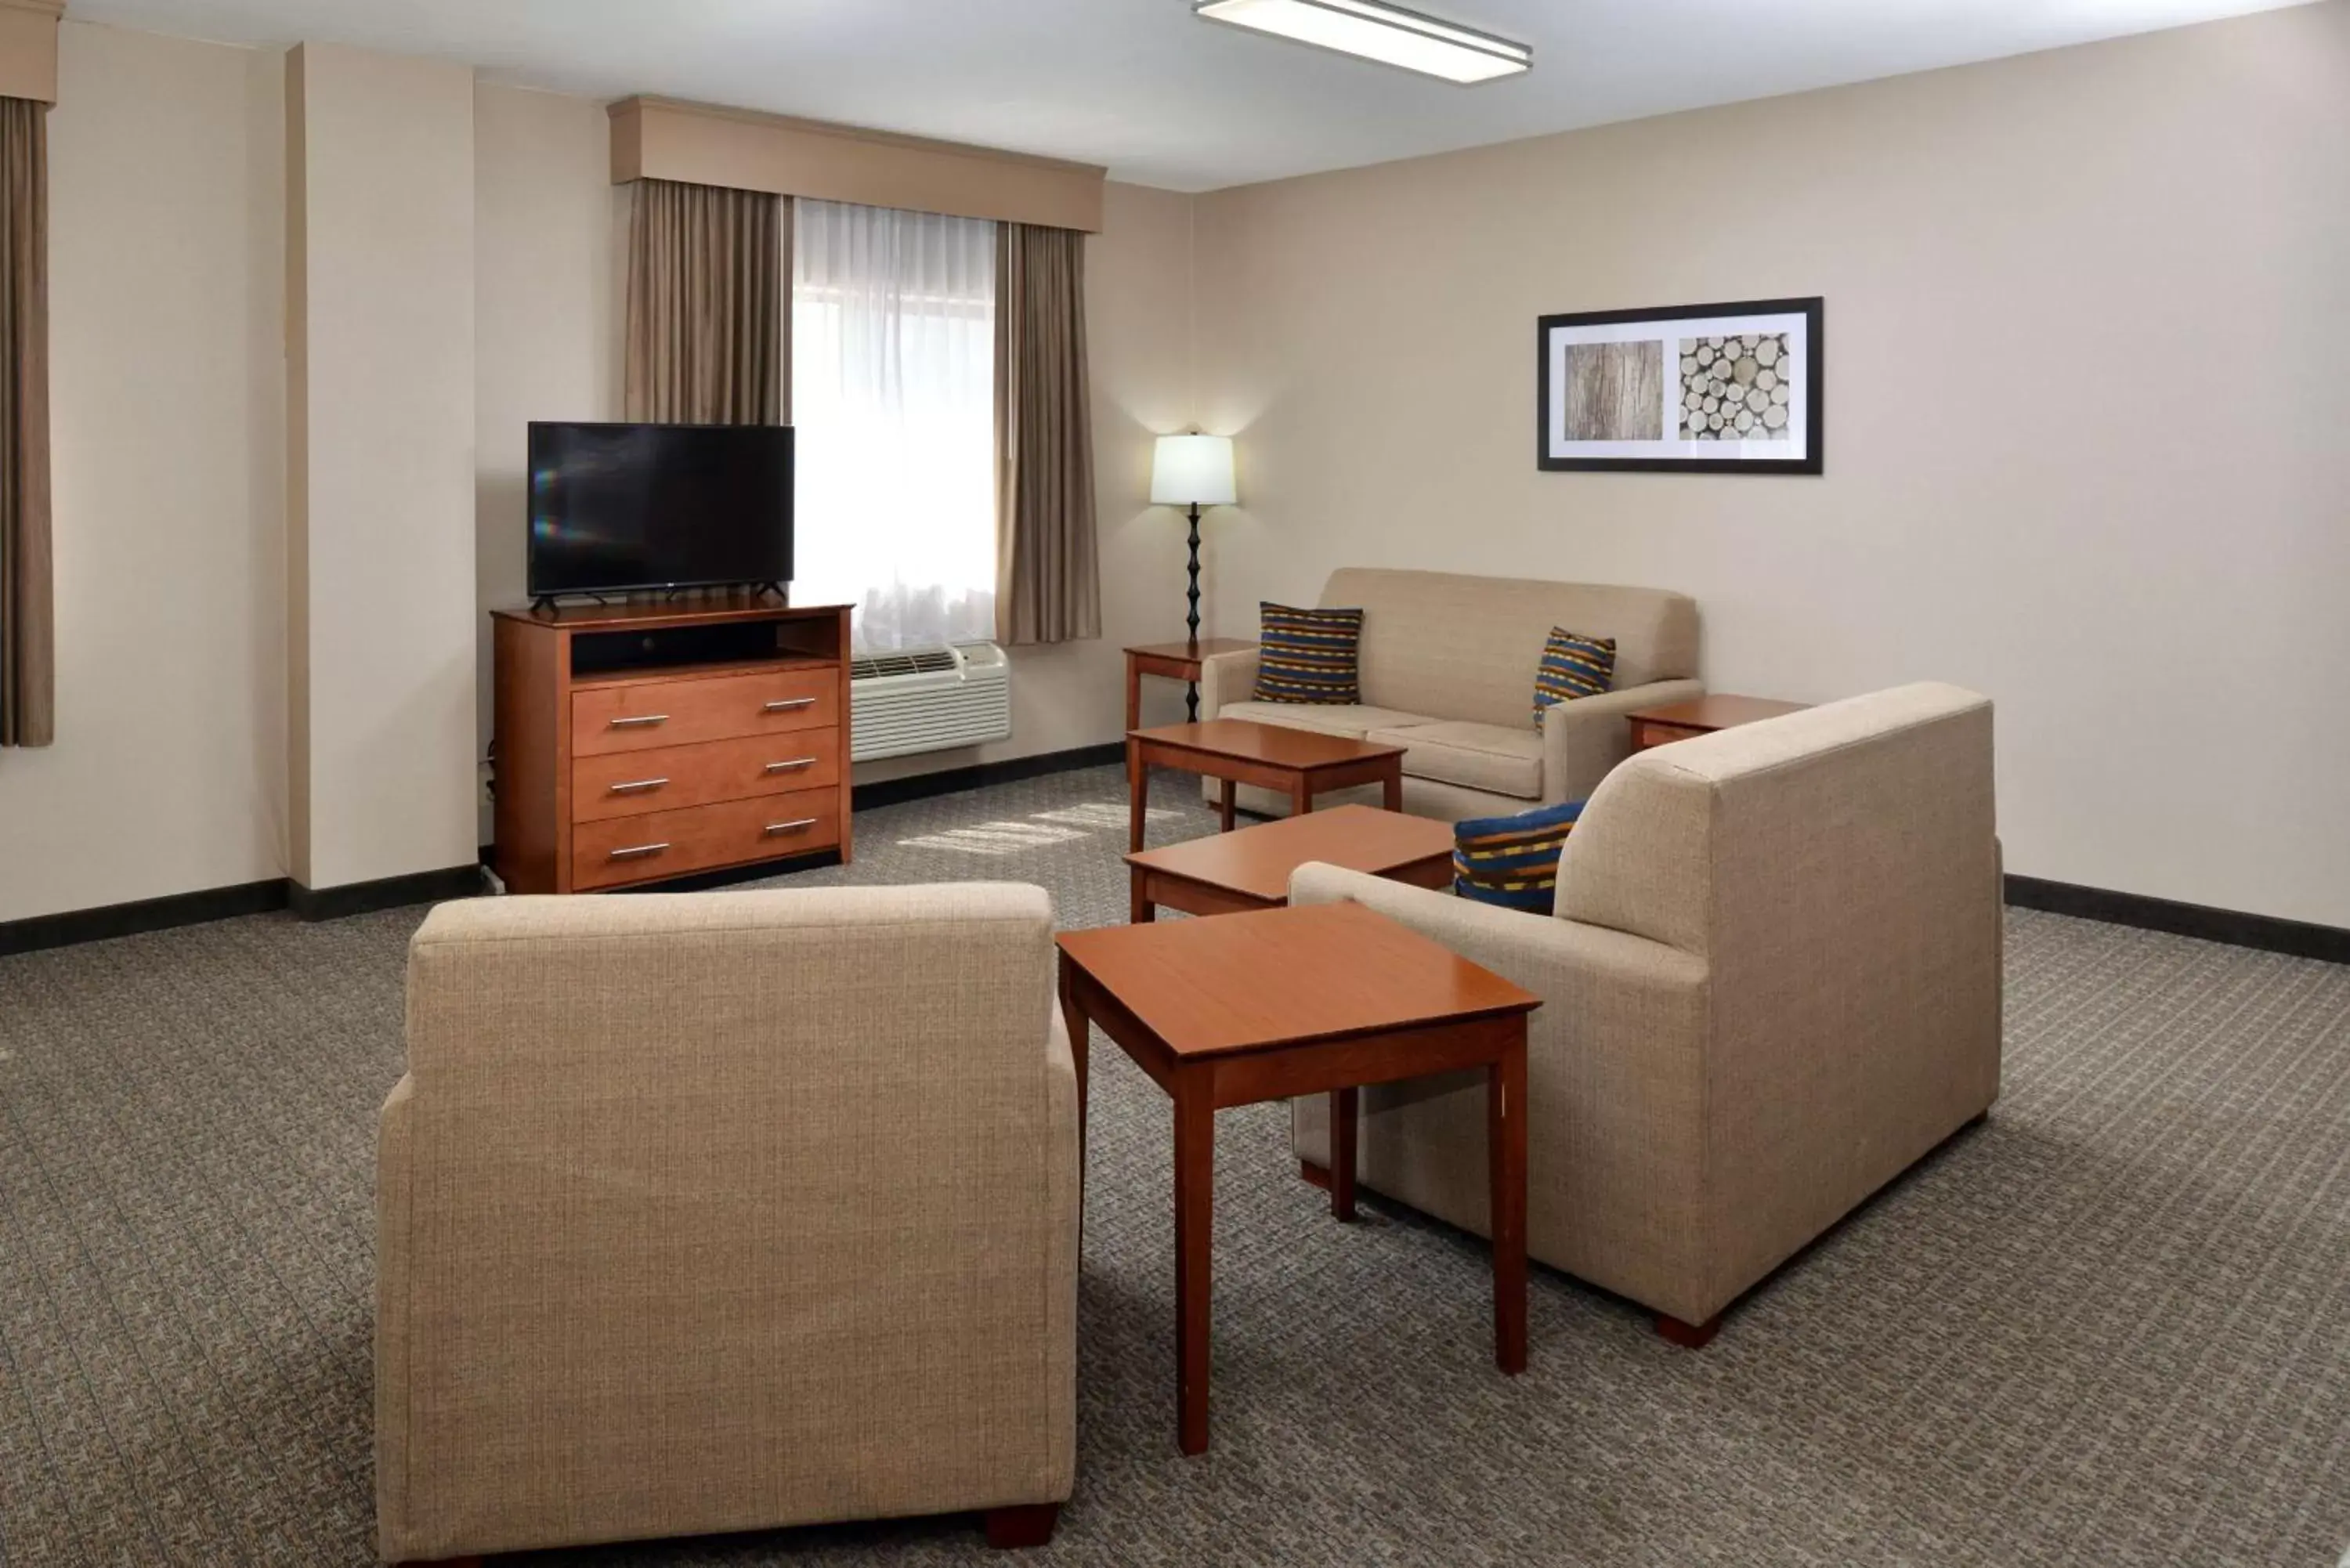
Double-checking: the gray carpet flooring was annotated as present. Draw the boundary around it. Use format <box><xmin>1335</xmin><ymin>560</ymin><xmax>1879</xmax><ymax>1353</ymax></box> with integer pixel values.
<box><xmin>2</xmin><ymin>765</ymin><xmax>2347</xmax><ymax>1567</ymax></box>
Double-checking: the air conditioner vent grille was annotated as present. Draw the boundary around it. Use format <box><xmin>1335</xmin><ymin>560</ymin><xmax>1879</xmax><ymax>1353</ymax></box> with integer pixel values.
<box><xmin>849</xmin><ymin>641</ymin><xmax>1013</xmax><ymax>762</ymax></box>
<box><xmin>849</xmin><ymin>648</ymin><xmax>960</xmax><ymax>681</ymax></box>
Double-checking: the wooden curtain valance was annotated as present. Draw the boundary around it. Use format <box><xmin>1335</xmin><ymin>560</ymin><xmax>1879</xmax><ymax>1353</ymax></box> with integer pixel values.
<box><xmin>0</xmin><ymin>0</ymin><xmax>63</xmax><ymax>104</ymax></box>
<box><xmin>609</xmin><ymin>96</ymin><xmax>1104</xmax><ymax>234</ymax></box>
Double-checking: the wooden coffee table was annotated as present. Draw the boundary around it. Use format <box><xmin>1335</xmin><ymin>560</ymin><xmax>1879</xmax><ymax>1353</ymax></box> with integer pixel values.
<box><xmin>1625</xmin><ymin>694</ymin><xmax>1810</xmax><ymax>751</ymax></box>
<box><xmin>1056</xmin><ymin>901</ymin><xmax>1539</xmax><ymax>1455</ymax></box>
<box><xmin>1126</xmin><ymin>718</ymin><xmax>1405</xmax><ymax>852</ymax></box>
<box><xmin>1124</xmin><ymin>803</ymin><xmax>1453</xmax><ymax>923</ymax></box>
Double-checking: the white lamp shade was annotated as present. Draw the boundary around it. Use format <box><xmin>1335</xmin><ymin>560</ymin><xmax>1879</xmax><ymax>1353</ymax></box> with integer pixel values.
<box><xmin>1151</xmin><ymin>434</ymin><xmax>1238</xmax><ymax>508</ymax></box>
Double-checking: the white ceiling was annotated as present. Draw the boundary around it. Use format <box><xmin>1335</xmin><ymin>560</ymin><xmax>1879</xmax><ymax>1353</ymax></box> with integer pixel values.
<box><xmin>65</xmin><ymin>0</ymin><xmax>2316</xmax><ymax>190</ymax></box>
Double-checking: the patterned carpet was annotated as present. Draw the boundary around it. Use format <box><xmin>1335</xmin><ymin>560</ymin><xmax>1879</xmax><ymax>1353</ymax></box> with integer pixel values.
<box><xmin>2</xmin><ymin>764</ymin><xmax>2346</xmax><ymax>1567</ymax></box>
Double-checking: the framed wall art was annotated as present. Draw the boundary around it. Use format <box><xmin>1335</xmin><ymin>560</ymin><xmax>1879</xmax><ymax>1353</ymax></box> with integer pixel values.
<box><xmin>1537</xmin><ymin>297</ymin><xmax>1822</xmax><ymax>474</ymax></box>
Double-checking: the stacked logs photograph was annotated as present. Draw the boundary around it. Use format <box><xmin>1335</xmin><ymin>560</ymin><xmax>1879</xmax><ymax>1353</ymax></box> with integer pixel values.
<box><xmin>1679</xmin><ymin>333</ymin><xmax>1792</xmax><ymax>440</ymax></box>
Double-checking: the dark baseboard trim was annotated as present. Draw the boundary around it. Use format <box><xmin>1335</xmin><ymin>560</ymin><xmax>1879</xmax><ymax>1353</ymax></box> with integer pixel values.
<box><xmin>2005</xmin><ymin>875</ymin><xmax>2350</xmax><ymax>965</ymax></box>
<box><xmin>851</xmin><ymin>742</ymin><xmax>1124</xmax><ymax>811</ymax></box>
<box><xmin>0</xmin><ymin>879</ymin><xmax>291</xmax><ymax>959</ymax></box>
<box><xmin>289</xmin><ymin>865</ymin><xmax>486</xmax><ymax>923</ymax></box>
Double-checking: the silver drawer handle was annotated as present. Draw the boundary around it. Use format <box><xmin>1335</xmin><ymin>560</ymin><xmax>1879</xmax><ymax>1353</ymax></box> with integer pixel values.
<box><xmin>763</xmin><ymin>757</ymin><xmax>817</xmax><ymax>774</ymax></box>
<box><xmin>763</xmin><ymin>818</ymin><xmax>819</xmax><ymax>836</ymax></box>
<box><xmin>763</xmin><ymin>697</ymin><xmax>815</xmax><ymax>713</ymax></box>
<box><xmin>607</xmin><ymin>777</ymin><xmax>668</xmax><ymax>794</ymax></box>
<box><xmin>607</xmin><ymin>842</ymin><xmax>669</xmax><ymax>860</ymax></box>
<box><xmin>608</xmin><ymin>714</ymin><xmax>669</xmax><ymax>729</ymax></box>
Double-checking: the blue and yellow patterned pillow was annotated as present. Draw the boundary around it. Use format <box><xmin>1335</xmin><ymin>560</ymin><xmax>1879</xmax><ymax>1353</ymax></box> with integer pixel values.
<box><xmin>1532</xmin><ymin>627</ymin><xmax>1616</xmax><ymax>723</ymax></box>
<box><xmin>1453</xmin><ymin>800</ymin><xmax>1584</xmax><ymax>914</ymax></box>
<box><xmin>1253</xmin><ymin>602</ymin><xmax>1365</xmax><ymax>705</ymax></box>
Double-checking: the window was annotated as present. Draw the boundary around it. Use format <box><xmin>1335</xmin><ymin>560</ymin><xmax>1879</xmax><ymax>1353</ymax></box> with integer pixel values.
<box><xmin>790</xmin><ymin>200</ymin><xmax>996</xmax><ymax>651</ymax></box>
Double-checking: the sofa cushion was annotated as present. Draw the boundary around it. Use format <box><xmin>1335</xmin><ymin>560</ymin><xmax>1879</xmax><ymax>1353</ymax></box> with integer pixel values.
<box><xmin>1532</xmin><ymin>628</ymin><xmax>1617</xmax><ymax>721</ymax></box>
<box><xmin>1253</xmin><ymin>602</ymin><xmax>1365</xmax><ymax>704</ymax></box>
<box><xmin>1321</xmin><ymin>568</ymin><xmax>1697</xmax><ymax>729</ymax></box>
<box><xmin>1217</xmin><ymin>699</ymin><xmax>1435</xmax><ymax>739</ymax></box>
<box><xmin>1368</xmin><ymin>721</ymin><xmax>1544</xmax><ymax>800</ymax></box>
<box><xmin>1452</xmin><ymin>800</ymin><xmax>1584</xmax><ymax>914</ymax></box>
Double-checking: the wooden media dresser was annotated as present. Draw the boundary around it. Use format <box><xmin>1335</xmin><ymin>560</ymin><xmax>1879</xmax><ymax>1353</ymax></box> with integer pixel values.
<box><xmin>490</xmin><ymin>595</ymin><xmax>855</xmax><ymax>894</ymax></box>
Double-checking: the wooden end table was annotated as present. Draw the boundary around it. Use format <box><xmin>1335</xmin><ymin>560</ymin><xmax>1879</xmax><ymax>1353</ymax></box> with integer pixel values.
<box><xmin>1126</xmin><ymin>803</ymin><xmax>1453</xmax><ymax>923</ymax></box>
<box><xmin>1625</xmin><ymin>694</ymin><xmax>1810</xmax><ymax>751</ymax></box>
<box><xmin>1127</xmin><ymin>718</ymin><xmax>1405</xmax><ymax>853</ymax></box>
<box><xmin>1124</xmin><ymin>638</ymin><xmax>1258</xmax><ymax>728</ymax></box>
<box><xmin>1057</xmin><ymin>901</ymin><xmax>1539</xmax><ymax>1455</ymax></box>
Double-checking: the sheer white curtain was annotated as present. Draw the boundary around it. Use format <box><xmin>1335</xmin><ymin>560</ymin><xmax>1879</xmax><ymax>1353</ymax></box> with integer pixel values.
<box><xmin>790</xmin><ymin>200</ymin><xmax>996</xmax><ymax>651</ymax></box>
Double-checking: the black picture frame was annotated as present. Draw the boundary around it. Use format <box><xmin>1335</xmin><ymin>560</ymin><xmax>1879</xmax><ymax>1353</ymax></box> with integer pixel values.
<box><xmin>1537</xmin><ymin>296</ymin><xmax>1824</xmax><ymax>475</ymax></box>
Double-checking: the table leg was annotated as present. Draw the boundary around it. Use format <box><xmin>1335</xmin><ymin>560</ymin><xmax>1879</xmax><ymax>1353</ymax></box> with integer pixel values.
<box><xmin>1292</xmin><ymin>775</ymin><xmax>1312</xmax><ymax>818</ymax></box>
<box><xmin>1125</xmin><ymin>658</ymin><xmax>1142</xmax><ymax>732</ymax></box>
<box><xmin>1128</xmin><ymin>738</ymin><xmax>1148</xmax><ymax>852</ymax></box>
<box><xmin>1330</xmin><ymin>1086</ymin><xmax>1358</xmax><ymax>1222</ymax></box>
<box><xmin>1489</xmin><ymin>1029</ymin><xmax>1528</xmax><ymax>1375</ymax></box>
<box><xmin>1383</xmin><ymin>768</ymin><xmax>1403</xmax><ymax>813</ymax></box>
<box><xmin>1173</xmin><ymin>1080</ymin><xmax>1215</xmax><ymax>1455</ymax></box>
<box><xmin>1218</xmin><ymin>777</ymin><xmax>1236</xmax><ymax>833</ymax></box>
<box><xmin>1129</xmin><ymin>865</ymin><xmax>1155</xmax><ymax>924</ymax></box>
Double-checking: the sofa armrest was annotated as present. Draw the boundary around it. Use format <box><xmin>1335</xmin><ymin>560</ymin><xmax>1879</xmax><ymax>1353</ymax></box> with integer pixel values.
<box><xmin>1540</xmin><ymin>678</ymin><xmax>1705</xmax><ymax>804</ymax></box>
<box><xmin>1285</xmin><ymin>861</ymin><xmax>1719</xmax><ymax>1322</ymax></box>
<box><xmin>1198</xmin><ymin>646</ymin><xmax>1261</xmax><ymax>719</ymax></box>
<box><xmin>1289</xmin><ymin>862</ymin><xmax>1703</xmax><ymax>995</ymax></box>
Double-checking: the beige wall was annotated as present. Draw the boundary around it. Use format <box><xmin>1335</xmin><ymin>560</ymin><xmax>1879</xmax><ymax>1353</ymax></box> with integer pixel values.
<box><xmin>287</xmin><ymin>43</ymin><xmax>479</xmax><ymax>890</ymax></box>
<box><xmin>18</xmin><ymin>10</ymin><xmax>2342</xmax><ymax>930</ymax></box>
<box><xmin>1192</xmin><ymin>2</ymin><xmax>2350</xmax><ymax>927</ymax></box>
<box><xmin>472</xmin><ymin>83</ymin><xmax>621</xmax><ymax>842</ymax></box>
<box><xmin>0</xmin><ymin>23</ymin><xmax>286</xmax><ymax>924</ymax></box>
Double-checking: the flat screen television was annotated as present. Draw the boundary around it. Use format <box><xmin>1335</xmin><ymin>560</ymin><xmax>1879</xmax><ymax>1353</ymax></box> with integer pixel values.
<box><xmin>527</xmin><ymin>421</ymin><xmax>794</xmax><ymax>597</ymax></box>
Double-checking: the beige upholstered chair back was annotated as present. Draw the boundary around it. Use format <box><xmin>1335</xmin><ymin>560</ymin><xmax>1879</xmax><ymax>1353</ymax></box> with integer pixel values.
<box><xmin>379</xmin><ymin>883</ymin><xmax>1074</xmax><ymax>1559</ymax></box>
<box><xmin>1318</xmin><ymin>568</ymin><xmax>1699</xmax><ymax>730</ymax></box>
<box><xmin>1558</xmin><ymin>681</ymin><xmax>1998</xmax><ymax>956</ymax></box>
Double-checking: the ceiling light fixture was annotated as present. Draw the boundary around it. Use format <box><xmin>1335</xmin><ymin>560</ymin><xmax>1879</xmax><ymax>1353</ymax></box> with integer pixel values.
<box><xmin>1194</xmin><ymin>0</ymin><xmax>1531</xmax><ymax>85</ymax></box>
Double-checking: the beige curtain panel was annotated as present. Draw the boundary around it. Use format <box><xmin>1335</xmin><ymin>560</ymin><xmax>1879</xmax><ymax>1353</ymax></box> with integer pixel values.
<box><xmin>624</xmin><ymin>179</ymin><xmax>787</xmax><ymax>425</ymax></box>
<box><xmin>994</xmin><ymin>223</ymin><xmax>1099</xmax><ymax>646</ymax></box>
<box><xmin>0</xmin><ymin>96</ymin><xmax>49</xmax><ymax>749</ymax></box>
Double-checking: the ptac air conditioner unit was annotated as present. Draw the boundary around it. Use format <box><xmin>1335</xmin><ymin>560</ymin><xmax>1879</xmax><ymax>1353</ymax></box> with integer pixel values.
<box><xmin>848</xmin><ymin>642</ymin><xmax>1012</xmax><ymax>761</ymax></box>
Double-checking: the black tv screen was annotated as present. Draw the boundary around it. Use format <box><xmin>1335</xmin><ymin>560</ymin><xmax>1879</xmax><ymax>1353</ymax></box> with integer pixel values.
<box><xmin>528</xmin><ymin>421</ymin><xmax>794</xmax><ymax>596</ymax></box>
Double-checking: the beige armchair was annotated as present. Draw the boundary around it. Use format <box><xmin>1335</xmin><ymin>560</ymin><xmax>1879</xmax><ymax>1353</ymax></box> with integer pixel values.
<box><xmin>1289</xmin><ymin>683</ymin><xmax>2002</xmax><ymax>1342</ymax></box>
<box><xmin>1198</xmin><ymin>568</ymin><xmax>1704</xmax><ymax>819</ymax></box>
<box><xmin>377</xmin><ymin>884</ymin><xmax>1079</xmax><ymax>1564</ymax></box>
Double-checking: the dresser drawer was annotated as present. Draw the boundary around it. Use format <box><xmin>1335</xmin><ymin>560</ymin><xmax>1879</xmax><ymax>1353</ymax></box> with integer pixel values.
<box><xmin>572</xmin><ymin>789</ymin><xmax>841</xmax><ymax>890</ymax></box>
<box><xmin>572</xmin><ymin>731</ymin><xmax>841</xmax><ymax>824</ymax></box>
<box><xmin>572</xmin><ymin>667</ymin><xmax>838</xmax><ymax>757</ymax></box>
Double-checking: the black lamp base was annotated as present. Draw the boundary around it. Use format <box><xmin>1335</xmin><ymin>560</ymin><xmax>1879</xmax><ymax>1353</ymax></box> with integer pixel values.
<box><xmin>1184</xmin><ymin>502</ymin><xmax>1203</xmax><ymax>721</ymax></box>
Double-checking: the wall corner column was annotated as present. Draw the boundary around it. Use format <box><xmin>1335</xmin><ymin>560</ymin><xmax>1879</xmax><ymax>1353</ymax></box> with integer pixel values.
<box><xmin>283</xmin><ymin>42</ymin><xmax>479</xmax><ymax>898</ymax></box>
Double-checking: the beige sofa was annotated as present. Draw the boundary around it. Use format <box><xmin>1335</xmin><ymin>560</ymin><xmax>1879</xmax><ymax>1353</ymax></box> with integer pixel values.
<box><xmin>377</xmin><ymin>885</ymin><xmax>1079</xmax><ymax>1563</ymax></box>
<box><xmin>1288</xmin><ymin>683</ymin><xmax>2003</xmax><ymax>1341</ymax></box>
<box><xmin>1198</xmin><ymin>567</ymin><xmax>1704</xmax><ymax>818</ymax></box>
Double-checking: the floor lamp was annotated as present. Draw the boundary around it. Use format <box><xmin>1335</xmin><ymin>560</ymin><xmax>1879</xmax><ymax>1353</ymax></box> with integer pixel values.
<box><xmin>1149</xmin><ymin>433</ymin><xmax>1238</xmax><ymax>720</ymax></box>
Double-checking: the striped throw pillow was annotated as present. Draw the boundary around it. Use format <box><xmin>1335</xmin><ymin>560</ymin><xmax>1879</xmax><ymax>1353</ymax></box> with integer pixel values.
<box><xmin>1253</xmin><ymin>602</ymin><xmax>1365</xmax><ymax>705</ymax></box>
<box><xmin>1453</xmin><ymin>800</ymin><xmax>1584</xmax><ymax>914</ymax></box>
<box><xmin>1533</xmin><ymin>627</ymin><xmax>1616</xmax><ymax>723</ymax></box>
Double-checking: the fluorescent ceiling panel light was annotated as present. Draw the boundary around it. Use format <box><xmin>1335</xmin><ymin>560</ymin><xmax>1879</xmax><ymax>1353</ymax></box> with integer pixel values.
<box><xmin>1195</xmin><ymin>0</ymin><xmax>1531</xmax><ymax>85</ymax></box>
